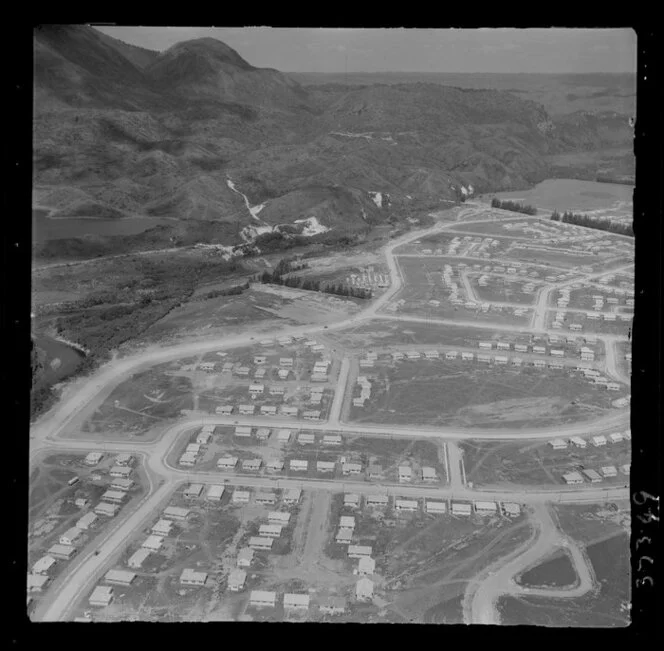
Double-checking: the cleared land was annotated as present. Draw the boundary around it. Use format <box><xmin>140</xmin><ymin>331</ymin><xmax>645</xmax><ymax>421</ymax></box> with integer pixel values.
<box><xmin>349</xmin><ymin>359</ymin><xmax>619</xmax><ymax>429</ymax></box>
<box><xmin>496</xmin><ymin>533</ymin><xmax>630</xmax><ymax>627</ymax></box>
<box><xmin>460</xmin><ymin>439</ymin><xmax>631</xmax><ymax>487</ymax></box>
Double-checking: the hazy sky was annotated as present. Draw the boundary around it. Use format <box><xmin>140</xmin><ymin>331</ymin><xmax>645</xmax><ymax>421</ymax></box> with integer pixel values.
<box><xmin>93</xmin><ymin>26</ymin><xmax>636</xmax><ymax>74</ymax></box>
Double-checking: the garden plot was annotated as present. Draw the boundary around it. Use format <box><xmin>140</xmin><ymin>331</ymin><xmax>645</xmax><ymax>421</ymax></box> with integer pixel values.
<box><xmin>545</xmin><ymin>309</ymin><xmax>632</xmax><ymax>336</ymax></box>
<box><xmin>348</xmin><ymin>359</ymin><xmax>619</xmax><ymax>429</ymax></box>
<box><xmin>459</xmin><ymin>438</ymin><xmax>631</xmax><ymax>487</ymax></box>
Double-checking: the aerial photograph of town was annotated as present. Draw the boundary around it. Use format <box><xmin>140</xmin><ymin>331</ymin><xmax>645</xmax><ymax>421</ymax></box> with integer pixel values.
<box><xmin>28</xmin><ymin>26</ymin><xmax>640</xmax><ymax>626</ymax></box>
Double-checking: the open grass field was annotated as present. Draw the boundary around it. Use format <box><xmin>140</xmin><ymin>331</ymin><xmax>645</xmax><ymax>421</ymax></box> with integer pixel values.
<box><xmin>327</xmin><ymin>320</ymin><xmax>492</xmax><ymax>350</ymax></box>
<box><xmin>491</xmin><ymin>179</ymin><xmax>633</xmax><ymax>218</ymax></box>
<box><xmin>497</xmin><ymin>532</ymin><xmax>630</xmax><ymax>627</ymax></box>
<box><xmin>349</xmin><ymin>360</ymin><xmax>618</xmax><ymax>429</ymax></box>
<box><xmin>83</xmin><ymin>365</ymin><xmax>194</xmax><ymax>437</ymax></box>
<box><xmin>460</xmin><ymin>439</ymin><xmax>631</xmax><ymax>487</ymax></box>
<box><xmin>552</xmin><ymin>502</ymin><xmax>631</xmax><ymax>545</ymax></box>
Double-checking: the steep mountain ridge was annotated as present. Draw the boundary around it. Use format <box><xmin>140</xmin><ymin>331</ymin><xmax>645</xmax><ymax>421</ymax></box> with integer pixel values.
<box><xmin>33</xmin><ymin>26</ymin><xmax>633</xmax><ymax>258</ymax></box>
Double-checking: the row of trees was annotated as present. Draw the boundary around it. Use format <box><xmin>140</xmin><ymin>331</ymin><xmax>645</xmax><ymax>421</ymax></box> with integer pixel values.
<box><xmin>255</xmin><ymin>258</ymin><xmax>372</xmax><ymax>299</ymax></box>
<box><xmin>550</xmin><ymin>210</ymin><xmax>634</xmax><ymax>237</ymax></box>
<box><xmin>491</xmin><ymin>198</ymin><xmax>538</xmax><ymax>215</ymax></box>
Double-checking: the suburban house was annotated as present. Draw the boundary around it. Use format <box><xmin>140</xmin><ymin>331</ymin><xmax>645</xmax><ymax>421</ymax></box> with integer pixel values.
<box><xmin>421</xmin><ymin>467</ymin><xmax>437</xmax><ymax>482</ymax></box>
<box><xmin>365</xmin><ymin>494</ymin><xmax>389</xmax><ymax>507</ymax></box>
<box><xmin>48</xmin><ymin>544</ymin><xmax>77</xmax><ymax>560</ymax></box>
<box><xmin>279</xmin><ymin>405</ymin><xmax>298</xmax><ymax>417</ymax></box>
<box><xmin>303</xmin><ymin>410</ymin><xmax>321</xmax><ymax>421</ymax></box>
<box><xmin>290</xmin><ymin>459</ymin><xmax>309</xmax><ymax>472</ymax></box>
<box><xmin>494</xmin><ymin>355</ymin><xmax>509</xmax><ymax>365</ymax></box>
<box><xmin>367</xmin><ymin>465</ymin><xmax>384</xmax><ymax>480</ymax></box>
<box><xmin>451</xmin><ymin>502</ymin><xmax>472</xmax><ymax>517</ymax></box>
<box><xmin>255</xmin><ymin>492</ymin><xmax>276</xmax><ymax>505</ymax></box>
<box><xmin>260</xmin><ymin>405</ymin><xmax>278</xmax><ymax>416</ymax></box>
<box><xmin>474</xmin><ymin>501</ymin><xmax>498</xmax><ymax>515</ymax></box>
<box><xmin>249</xmin><ymin>537</ymin><xmax>274</xmax><ymax>551</ymax></box>
<box><xmin>254</xmin><ymin>369</ymin><xmax>267</xmax><ymax>380</ymax></box>
<box><xmin>277</xmin><ymin>336</ymin><xmax>292</xmax><ymax>345</ymax></box>
<box><xmin>344</xmin><ymin>493</ymin><xmax>360</xmax><ymax>508</ymax></box>
<box><xmin>162</xmin><ymin>506</ymin><xmax>190</xmax><ymax>520</ymax></box>
<box><xmin>563</xmin><ymin>472</ymin><xmax>584</xmax><ymax>485</ymax></box>
<box><xmin>94</xmin><ymin>502</ymin><xmax>119</xmax><ymax>517</ymax></box>
<box><xmin>318</xmin><ymin>596</ymin><xmax>346</xmax><ymax>615</ymax></box>
<box><xmin>179</xmin><ymin>453</ymin><xmax>197</xmax><ymax>467</ymax></box>
<box><xmin>342</xmin><ymin>462</ymin><xmax>362</xmax><ymax>476</ymax></box>
<box><xmin>238</xmin><ymin>404</ymin><xmax>255</xmax><ymax>415</ymax></box>
<box><xmin>425</xmin><ymin>500</ymin><xmax>447</xmax><ymax>514</ymax></box>
<box><xmin>277</xmin><ymin>429</ymin><xmax>292</xmax><ymax>442</ymax></box>
<box><xmin>28</xmin><ymin>574</ymin><xmax>50</xmax><ymax>593</ymax></box>
<box><xmin>183</xmin><ymin>484</ymin><xmax>204</xmax><ymax>499</ymax></box>
<box><xmin>496</xmin><ymin>342</ymin><xmax>511</xmax><ymax>351</ymax></box>
<box><xmin>249</xmin><ymin>590</ymin><xmax>277</xmax><ymax>608</ymax></box>
<box><xmin>284</xmin><ymin>593</ymin><xmax>310</xmax><ymax>610</ymax></box>
<box><xmin>336</xmin><ymin>528</ymin><xmax>353</xmax><ymax>544</ymax></box>
<box><xmin>283</xmin><ymin>489</ymin><xmax>302</xmax><ymax>504</ymax></box>
<box><xmin>109</xmin><ymin>465</ymin><xmax>132</xmax><ymax>478</ymax></box>
<box><xmin>59</xmin><ymin>527</ymin><xmax>84</xmax><ymax>546</ymax></box>
<box><xmin>514</xmin><ymin>344</ymin><xmax>528</xmax><ymax>353</ymax></box>
<box><xmin>74</xmin><ymin>498</ymin><xmax>89</xmax><ymax>508</ymax></box>
<box><xmin>242</xmin><ymin>458</ymin><xmax>262</xmax><ymax>472</ymax></box>
<box><xmin>76</xmin><ymin>512</ymin><xmax>98</xmax><ymax>531</ymax></box>
<box><xmin>237</xmin><ymin>547</ymin><xmax>255</xmax><ymax>567</ymax></box>
<box><xmin>89</xmin><ymin>585</ymin><xmax>113</xmax><ymax>607</ymax></box>
<box><xmin>232</xmin><ymin>490</ymin><xmax>251</xmax><ymax>504</ymax></box>
<box><xmin>298</xmin><ymin>432</ymin><xmax>315</xmax><ymax>445</ymax></box>
<box><xmin>141</xmin><ymin>535</ymin><xmax>164</xmax><ymax>551</ymax></box>
<box><xmin>569</xmin><ymin>436</ymin><xmax>587</xmax><ymax>448</ymax></box>
<box><xmin>235</xmin><ymin>426</ymin><xmax>252</xmax><ymax>437</ymax></box>
<box><xmin>358</xmin><ymin>556</ymin><xmax>376</xmax><ymax>576</ymax></box>
<box><xmin>180</xmin><ymin>569</ymin><xmax>208</xmax><ymax>587</ymax></box>
<box><xmin>445</xmin><ymin>351</ymin><xmax>459</xmax><ymax>360</ymax></box>
<box><xmin>406</xmin><ymin>351</ymin><xmax>421</xmax><ymax>359</ymax></box>
<box><xmin>339</xmin><ymin>516</ymin><xmax>355</xmax><ymax>529</ymax></box>
<box><xmin>277</xmin><ymin>369</ymin><xmax>290</xmax><ymax>380</ymax></box>
<box><xmin>151</xmin><ymin>519</ymin><xmax>173</xmax><ymax>536</ymax></box>
<box><xmin>317</xmin><ymin>461</ymin><xmax>336</xmax><ymax>473</ymax></box>
<box><xmin>609</xmin><ymin>432</ymin><xmax>624</xmax><ymax>444</ymax></box>
<box><xmin>32</xmin><ymin>555</ymin><xmax>56</xmax><ymax>575</ymax></box>
<box><xmin>621</xmin><ymin>464</ymin><xmax>630</xmax><ymax>475</ymax></box>
<box><xmin>228</xmin><ymin>569</ymin><xmax>247</xmax><ymax>592</ymax></box>
<box><xmin>104</xmin><ymin>570</ymin><xmax>136</xmax><ymax>586</ymax></box>
<box><xmin>217</xmin><ymin>456</ymin><xmax>239</xmax><ymax>470</ymax></box>
<box><xmin>279</xmin><ymin>357</ymin><xmax>294</xmax><ymax>367</ymax></box>
<box><xmin>398</xmin><ymin>466</ymin><xmax>412</xmax><ymax>483</ymax></box>
<box><xmin>478</xmin><ymin>342</ymin><xmax>493</xmax><ymax>350</ymax></box>
<box><xmin>259</xmin><ymin>524</ymin><xmax>283</xmax><ymax>538</ymax></box>
<box><xmin>395</xmin><ymin>499</ymin><xmax>419</xmax><ymax>512</ymax></box>
<box><xmin>206</xmin><ymin>485</ymin><xmax>225</xmax><ymax>502</ymax></box>
<box><xmin>533</xmin><ymin>359</ymin><xmax>546</xmax><ymax>368</ymax></box>
<box><xmin>111</xmin><ymin>478</ymin><xmax>134</xmax><ymax>492</ymax></box>
<box><xmin>196</xmin><ymin>431</ymin><xmax>212</xmax><ymax>445</ymax></box>
<box><xmin>115</xmin><ymin>454</ymin><xmax>133</xmax><ymax>466</ymax></box>
<box><xmin>582</xmin><ymin>469</ymin><xmax>603</xmax><ymax>483</ymax></box>
<box><xmin>355</xmin><ymin>577</ymin><xmax>374</xmax><ymax>601</ymax></box>
<box><xmin>592</xmin><ymin>435</ymin><xmax>608</xmax><ymax>447</ymax></box>
<box><xmin>323</xmin><ymin>435</ymin><xmax>342</xmax><ymax>446</ymax></box>
<box><xmin>424</xmin><ymin>350</ymin><xmax>440</xmax><ymax>360</ymax></box>
<box><xmin>502</xmin><ymin>503</ymin><xmax>521</xmax><ymax>517</ymax></box>
<box><xmin>253</xmin><ymin>356</ymin><xmax>267</xmax><ymax>365</ymax></box>
<box><xmin>84</xmin><ymin>452</ymin><xmax>103</xmax><ymax>466</ymax></box>
<box><xmin>269</xmin><ymin>386</ymin><xmax>286</xmax><ymax>396</ymax></box>
<box><xmin>601</xmin><ymin>465</ymin><xmax>618</xmax><ymax>477</ymax></box>
<box><xmin>216</xmin><ymin>405</ymin><xmax>233</xmax><ymax>416</ymax></box>
<box><xmin>461</xmin><ymin>352</ymin><xmax>474</xmax><ymax>361</ymax></box>
<box><xmin>268</xmin><ymin>511</ymin><xmax>291</xmax><ymax>525</ymax></box>
<box><xmin>266</xmin><ymin>459</ymin><xmax>285</xmax><ymax>473</ymax></box>
<box><xmin>348</xmin><ymin>545</ymin><xmax>372</xmax><ymax>558</ymax></box>
<box><xmin>548</xmin><ymin>439</ymin><xmax>568</xmax><ymax>450</ymax></box>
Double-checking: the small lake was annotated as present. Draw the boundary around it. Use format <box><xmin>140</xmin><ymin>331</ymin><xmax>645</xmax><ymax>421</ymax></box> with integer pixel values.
<box><xmin>33</xmin><ymin>209</ymin><xmax>169</xmax><ymax>242</ymax></box>
<box><xmin>484</xmin><ymin>179</ymin><xmax>633</xmax><ymax>217</ymax></box>
<box><xmin>33</xmin><ymin>335</ymin><xmax>85</xmax><ymax>387</ymax></box>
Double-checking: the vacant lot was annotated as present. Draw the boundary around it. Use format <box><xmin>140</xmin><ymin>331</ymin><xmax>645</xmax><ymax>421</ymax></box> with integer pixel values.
<box><xmin>349</xmin><ymin>360</ymin><xmax>617</xmax><ymax>429</ymax></box>
<box><xmin>497</xmin><ymin>532</ymin><xmax>630</xmax><ymax>627</ymax></box>
<box><xmin>552</xmin><ymin>502</ymin><xmax>631</xmax><ymax>545</ymax></box>
<box><xmin>469</xmin><ymin>276</ymin><xmax>539</xmax><ymax>305</ymax></box>
<box><xmin>83</xmin><ymin>365</ymin><xmax>193</xmax><ymax>438</ymax></box>
<box><xmin>460</xmin><ymin>439</ymin><xmax>631</xmax><ymax>487</ymax></box>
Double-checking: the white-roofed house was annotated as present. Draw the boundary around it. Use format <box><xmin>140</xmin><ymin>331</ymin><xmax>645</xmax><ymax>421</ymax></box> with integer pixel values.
<box><xmin>358</xmin><ymin>556</ymin><xmax>376</xmax><ymax>576</ymax></box>
<box><xmin>284</xmin><ymin>593</ymin><xmax>311</xmax><ymax>610</ymax></box>
<box><xmin>355</xmin><ymin>577</ymin><xmax>374</xmax><ymax>602</ymax></box>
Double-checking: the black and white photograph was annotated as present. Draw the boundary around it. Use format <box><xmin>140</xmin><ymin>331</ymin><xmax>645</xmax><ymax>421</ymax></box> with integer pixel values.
<box><xmin>24</xmin><ymin>25</ymin><xmax>647</xmax><ymax>627</ymax></box>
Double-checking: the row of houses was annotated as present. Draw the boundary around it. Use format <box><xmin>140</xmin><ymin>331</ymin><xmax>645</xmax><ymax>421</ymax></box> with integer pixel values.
<box><xmin>212</xmin><ymin>403</ymin><xmax>321</xmax><ymax>419</ymax></box>
<box><xmin>563</xmin><ymin>464</ymin><xmax>630</xmax><ymax>485</ymax></box>
<box><xmin>549</xmin><ymin>430</ymin><xmax>630</xmax><ymax>450</ymax></box>
<box><xmin>342</xmin><ymin>493</ymin><xmax>521</xmax><ymax>517</ymax></box>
